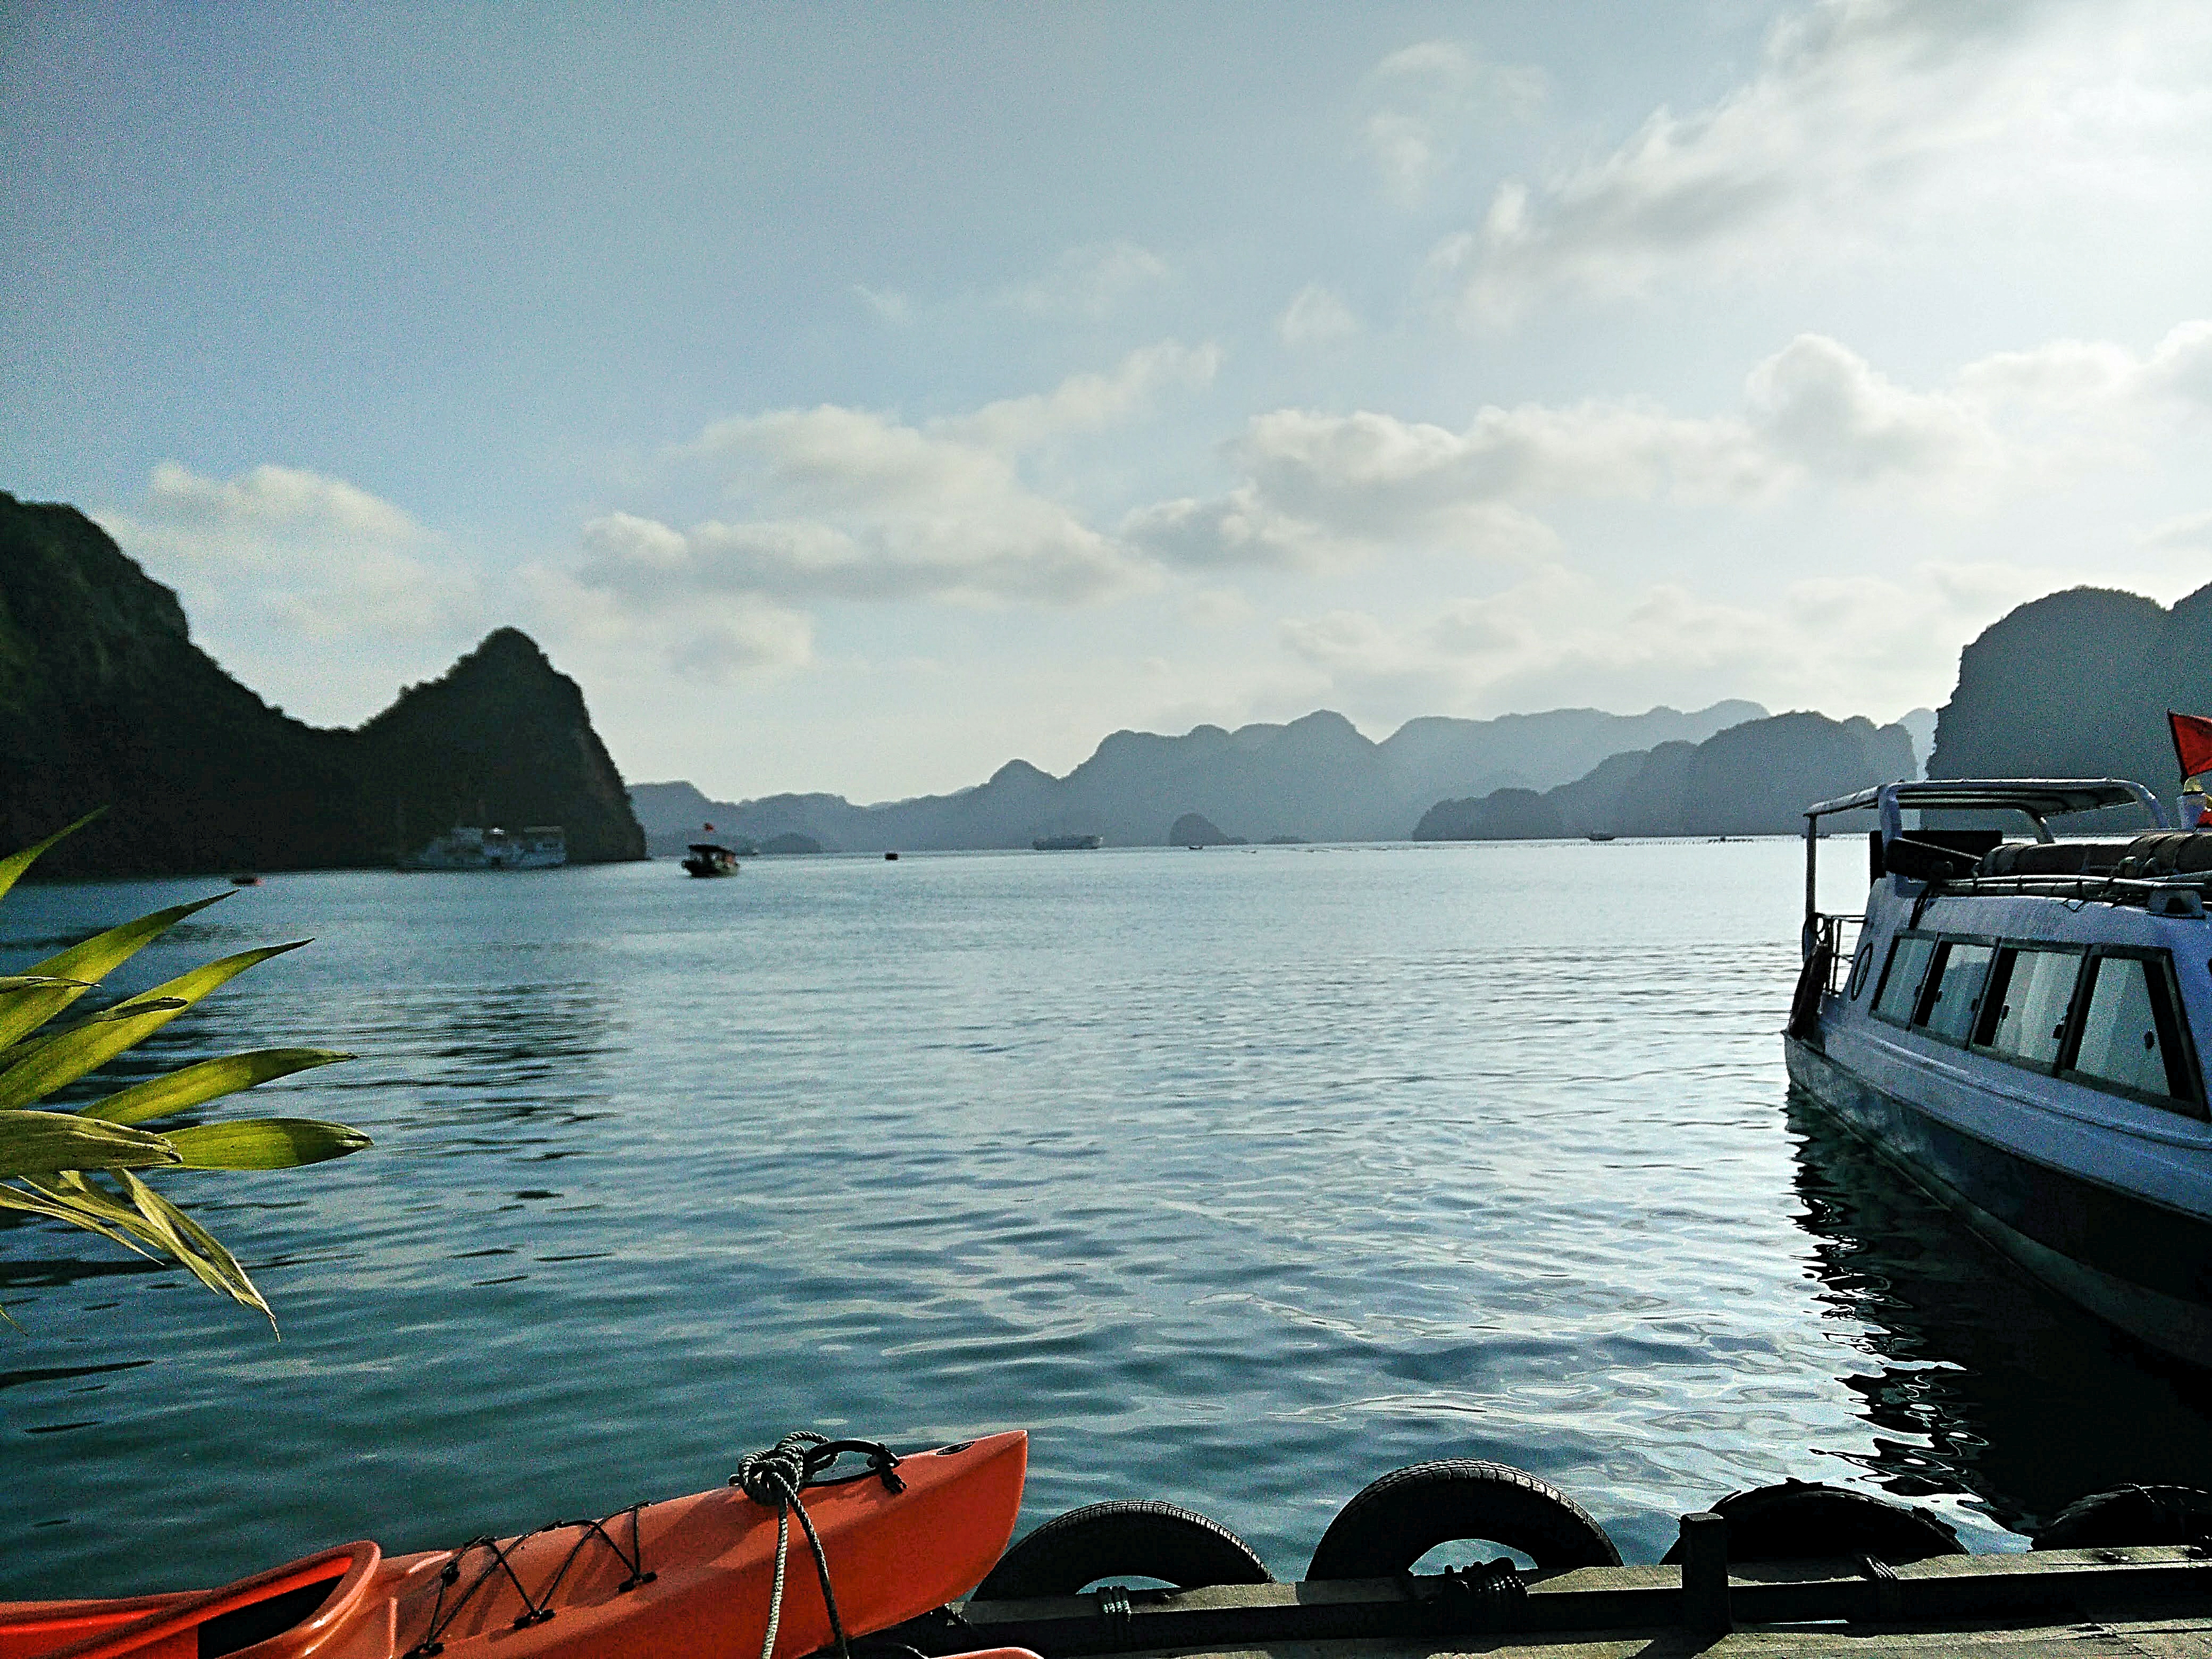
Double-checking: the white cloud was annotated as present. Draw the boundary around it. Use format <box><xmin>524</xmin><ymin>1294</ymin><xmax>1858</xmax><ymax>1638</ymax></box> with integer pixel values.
<box><xmin>1745</xmin><ymin>334</ymin><xmax>2000</xmax><ymax>488</ymax></box>
<box><xmin>942</xmin><ymin>340</ymin><xmax>1220</xmax><ymax>450</ymax></box>
<box><xmin>591</xmin><ymin>344</ymin><xmax>1220</xmax><ymax>617</ymax></box>
<box><xmin>1440</xmin><ymin>0</ymin><xmax>2212</xmax><ymax>319</ymax></box>
<box><xmin>1001</xmin><ymin>240</ymin><xmax>1171</xmax><ymax>320</ymax></box>
<box><xmin>1276</xmin><ymin>559</ymin><xmax>2048</xmax><ymax>726</ymax></box>
<box><xmin>2142</xmin><ymin>507</ymin><xmax>2212</xmax><ymax>551</ymax></box>
<box><xmin>1127</xmin><ymin>392</ymin><xmax>1775</xmax><ymax>572</ymax></box>
<box><xmin>94</xmin><ymin>463</ymin><xmax>487</xmax><ymax>723</ymax></box>
<box><xmin>1360</xmin><ymin>40</ymin><xmax>1546</xmax><ymax>207</ymax></box>
<box><xmin>1125</xmin><ymin>322</ymin><xmax>2212</xmax><ymax>569</ymax></box>
<box><xmin>851</xmin><ymin>284</ymin><xmax>911</xmax><ymax>325</ymax></box>
<box><xmin>101</xmin><ymin>462</ymin><xmax>479</xmax><ymax>646</ymax></box>
<box><xmin>1278</xmin><ymin>284</ymin><xmax>1361</xmax><ymax>347</ymax></box>
<box><xmin>522</xmin><ymin>551</ymin><xmax>815</xmax><ymax>685</ymax></box>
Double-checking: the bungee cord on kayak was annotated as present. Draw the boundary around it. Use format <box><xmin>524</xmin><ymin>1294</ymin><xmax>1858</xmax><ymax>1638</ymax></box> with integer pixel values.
<box><xmin>402</xmin><ymin>1504</ymin><xmax>653</xmax><ymax>1657</ymax></box>
<box><xmin>733</xmin><ymin>1433</ymin><xmax>907</xmax><ymax>1659</ymax></box>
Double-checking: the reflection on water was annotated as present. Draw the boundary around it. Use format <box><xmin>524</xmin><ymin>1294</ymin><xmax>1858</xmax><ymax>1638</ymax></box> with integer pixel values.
<box><xmin>1786</xmin><ymin>1096</ymin><xmax>2212</xmax><ymax>1533</ymax></box>
<box><xmin>4</xmin><ymin>846</ymin><xmax>2211</xmax><ymax>1597</ymax></box>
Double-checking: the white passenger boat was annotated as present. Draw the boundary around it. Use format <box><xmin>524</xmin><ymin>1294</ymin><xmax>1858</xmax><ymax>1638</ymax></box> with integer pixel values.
<box><xmin>1786</xmin><ymin>778</ymin><xmax>2212</xmax><ymax>1367</ymax></box>
<box><xmin>407</xmin><ymin>824</ymin><xmax>568</xmax><ymax>870</ymax></box>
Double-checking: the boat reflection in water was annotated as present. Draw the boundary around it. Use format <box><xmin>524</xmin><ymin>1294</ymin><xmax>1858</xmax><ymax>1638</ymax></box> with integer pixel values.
<box><xmin>1786</xmin><ymin>1092</ymin><xmax>2212</xmax><ymax>1537</ymax></box>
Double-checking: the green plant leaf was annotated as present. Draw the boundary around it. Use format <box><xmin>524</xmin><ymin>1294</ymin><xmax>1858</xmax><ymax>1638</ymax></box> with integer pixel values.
<box><xmin>0</xmin><ymin>999</ymin><xmax>190</xmax><ymax>1102</ymax></box>
<box><xmin>0</xmin><ymin>894</ymin><xmax>232</xmax><ymax>1052</ymax></box>
<box><xmin>0</xmin><ymin>809</ymin><xmax>105</xmax><ymax>907</ymax></box>
<box><xmin>0</xmin><ymin>1110</ymin><xmax>181</xmax><ymax>1177</ymax></box>
<box><xmin>0</xmin><ymin>1179</ymin><xmax>162</xmax><ymax>1258</ymax></box>
<box><xmin>24</xmin><ymin>892</ymin><xmax>233</xmax><ymax>984</ymax></box>
<box><xmin>162</xmin><ymin>1117</ymin><xmax>371</xmax><ymax>1169</ymax></box>
<box><xmin>0</xmin><ymin>943</ymin><xmax>305</xmax><ymax>1108</ymax></box>
<box><xmin>78</xmin><ymin>1048</ymin><xmax>355</xmax><ymax>1125</ymax></box>
<box><xmin>118</xmin><ymin>1170</ymin><xmax>271</xmax><ymax>1322</ymax></box>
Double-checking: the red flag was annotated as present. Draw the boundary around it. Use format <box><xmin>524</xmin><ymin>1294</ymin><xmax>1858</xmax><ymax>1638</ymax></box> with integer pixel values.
<box><xmin>2169</xmin><ymin>712</ymin><xmax>2212</xmax><ymax>781</ymax></box>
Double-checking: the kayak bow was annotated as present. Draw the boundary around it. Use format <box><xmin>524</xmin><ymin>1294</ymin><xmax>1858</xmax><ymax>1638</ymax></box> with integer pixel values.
<box><xmin>0</xmin><ymin>1430</ymin><xmax>1027</xmax><ymax>1659</ymax></box>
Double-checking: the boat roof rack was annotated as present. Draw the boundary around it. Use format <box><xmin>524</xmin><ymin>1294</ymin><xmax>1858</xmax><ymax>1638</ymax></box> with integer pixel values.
<box><xmin>1804</xmin><ymin>778</ymin><xmax>2161</xmax><ymax>821</ymax></box>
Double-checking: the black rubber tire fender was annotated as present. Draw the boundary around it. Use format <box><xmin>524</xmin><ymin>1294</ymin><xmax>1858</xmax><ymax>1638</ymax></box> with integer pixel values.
<box><xmin>971</xmin><ymin>1499</ymin><xmax>1275</xmax><ymax>1600</ymax></box>
<box><xmin>2034</xmin><ymin>1485</ymin><xmax>2212</xmax><ymax>1549</ymax></box>
<box><xmin>1306</xmin><ymin>1460</ymin><xmax>1621</xmax><ymax>1578</ymax></box>
<box><xmin>1658</xmin><ymin>1480</ymin><xmax>1964</xmax><ymax>1565</ymax></box>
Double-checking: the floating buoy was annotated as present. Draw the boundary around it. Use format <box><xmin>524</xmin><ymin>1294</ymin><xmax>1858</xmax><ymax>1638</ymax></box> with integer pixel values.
<box><xmin>973</xmin><ymin>1499</ymin><xmax>1272</xmax><ymax>1599</ymax></box>
<box><xmin>1306</xmin><ymin>1461</ymin><xmax>1620</xmax><ymax>1578</ymax></box>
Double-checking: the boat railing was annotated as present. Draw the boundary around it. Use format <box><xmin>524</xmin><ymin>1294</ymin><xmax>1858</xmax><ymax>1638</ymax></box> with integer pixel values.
<box><xmin>1912</xmin><ymin>872</ymin><xmax>2209</xmax><ymax>916</ymax></box>
<box><xmin>1812</xmin><ymin>912</ymin><xmax>1863</xmax><ymax>993</ymax></box>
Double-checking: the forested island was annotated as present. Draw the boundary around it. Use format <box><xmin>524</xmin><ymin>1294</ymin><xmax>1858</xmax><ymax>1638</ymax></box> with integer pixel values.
<box><xmin>0</xmin><ymin>491</ymin><xmax>645</xmax><ymax>876</ymax></box>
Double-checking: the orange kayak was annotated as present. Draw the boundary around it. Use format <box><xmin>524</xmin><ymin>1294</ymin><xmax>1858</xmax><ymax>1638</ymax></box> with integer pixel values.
<box><xmin>0</xmin><ymin>1431</ymin><xmax>1026</xmax><ymax>1659</ymax></box>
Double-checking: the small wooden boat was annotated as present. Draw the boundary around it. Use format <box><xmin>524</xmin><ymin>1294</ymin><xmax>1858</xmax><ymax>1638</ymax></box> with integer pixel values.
<box><xmin>682</xmin><ymin>842</ymin><xmax>740</xmax><ymax>877</ymax></box>
<box><xmin>0</xmin><ymin>1432</ymin><xmax>1026</xmax><ymax>1659</ymax></box>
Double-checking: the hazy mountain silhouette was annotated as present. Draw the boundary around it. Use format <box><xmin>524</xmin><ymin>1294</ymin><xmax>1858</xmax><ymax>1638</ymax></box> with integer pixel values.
<box><xmin>1414</xmin><ymin>711</ymin><xmax>1917</xmax><ymax>840</ymax></box>
<box><xmin>629</xmin><ymin>700</ymin><xmax>1766</xmax><ymax>853</ymax></box>
<box><xmin>1929</xmin><ymin>583</ymin><xmax>2212</xmax><ymax>793</ymax></box>
<box><xmin>0</xmin><ymin>491</ymin><xmax>644</xmax><ymax>874</ymax></box>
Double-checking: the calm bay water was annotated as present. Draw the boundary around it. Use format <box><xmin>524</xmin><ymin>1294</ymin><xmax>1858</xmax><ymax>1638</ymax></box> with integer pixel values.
<box><xmin>9</xmin><ymin>839</ymin><xmax>2212</xmax><ymax>1597</ymax></box>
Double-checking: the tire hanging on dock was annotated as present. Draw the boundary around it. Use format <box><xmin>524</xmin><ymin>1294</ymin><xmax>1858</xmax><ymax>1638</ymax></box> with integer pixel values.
<box><xmin>1305</xmin><ymin>1461</ymin><xmax>1621</xmax><ymax>1578</ymax></box>
<box><xmin>1658</xmin><ymin>1480</ymin><xmax>1964</xmax><ymax>1565</ymax></box>
<box><xmin>2034</xmin><ymin>1485</ymin><xmax>2212</xmax><ymax>1549</ymax></box>
<box><xmin>971</xmin><ymin>1499</ymin><xmax>1274</xmax><ymax>1599</ymax></box>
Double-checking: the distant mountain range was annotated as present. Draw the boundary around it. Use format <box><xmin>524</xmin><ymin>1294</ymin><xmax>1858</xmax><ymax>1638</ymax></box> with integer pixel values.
<box><xmin>1413</xmin><ymin>711</ymin><xmax>1918</xmax><ymax>840</ymax></box>
<box><xmin>630</xmin><ymin>700</ymin><xmax>1768</xmax><ymax>853</ymax></box>
<box><xmin>0</xmin><ymin>492</ymin><xmax>644</xmax><ymax>875</ymax></box>
<box><xmin>25</xmin><ymin>479</ymin><xmax>2193</xmax><ymax>872</ymax></box>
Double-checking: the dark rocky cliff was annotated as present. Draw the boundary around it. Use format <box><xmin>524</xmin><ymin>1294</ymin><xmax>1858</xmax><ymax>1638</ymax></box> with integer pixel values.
<box><xmin>0</xmin><ymin>491</ymin><xmax>644</xmax><ymax>874</ymax></box>
<box><xmin>357</xmin><ymin>630</ymin><xmax>644</xmax><ymax>865</ymax></box>
<box><xmin>1928</xmin><ymin>583</ymin><xmax>2212</xmax><ymax>789</ymax></box>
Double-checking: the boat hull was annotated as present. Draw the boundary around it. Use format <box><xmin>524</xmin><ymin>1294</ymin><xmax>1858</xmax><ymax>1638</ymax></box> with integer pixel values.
<box><xmin>1786</xmin><ymin>1032</ymin><xmax>2212</xmax><ymax>1368</ymax></box>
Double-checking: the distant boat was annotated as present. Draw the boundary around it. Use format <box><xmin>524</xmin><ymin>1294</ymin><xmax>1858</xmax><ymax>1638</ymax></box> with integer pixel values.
<box><xmin>228</xmin><ymin>872</ymin><xmax>262</xmax><ymax>886</ymax></box>
<box><xmin>1586</xmin><ymin>833</ymin><xmax>1617</xmax><ymax>843</ymax></box>
<box><xmin>1032</xmin><ymin>833</ymin><xmax>1102</xmax><ymax>851</ymax></box>
<box><xmin>681</xmin><ymin>842</ymin><xmax>740</xmax><ymax>877</ymax></box>
<box><xmin>406</xmin><ymin>825</ymin><xmax>567</xmax><ymax>870</ymax></box>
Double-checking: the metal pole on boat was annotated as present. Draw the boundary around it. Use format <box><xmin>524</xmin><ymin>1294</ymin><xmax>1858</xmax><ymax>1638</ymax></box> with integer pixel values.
<box><xmin>1802</xmin><ymin>812</ymin><xmax>1818</xmax><ymax>963</ymax></box>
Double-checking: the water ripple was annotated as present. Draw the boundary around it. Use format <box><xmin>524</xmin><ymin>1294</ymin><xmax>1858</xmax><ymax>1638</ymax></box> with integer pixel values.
<box><xmin>2</xmin><ymin>843</ymin><xmax>2205</xmax><ymax>1593</ymax></box>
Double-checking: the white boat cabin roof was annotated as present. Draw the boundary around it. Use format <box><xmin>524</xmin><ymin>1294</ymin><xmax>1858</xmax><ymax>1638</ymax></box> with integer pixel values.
<box><xmin>1805</xmin><ymin>778</ymin><xmax>2164</xmax><ymax>825</ymax></box>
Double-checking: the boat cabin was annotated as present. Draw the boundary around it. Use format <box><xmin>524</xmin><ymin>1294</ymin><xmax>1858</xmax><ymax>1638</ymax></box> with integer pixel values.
<box><xmin>1786</xmin><ymin>778</ymin><xmax>2212</xmax><ymax>1363</ymax></box>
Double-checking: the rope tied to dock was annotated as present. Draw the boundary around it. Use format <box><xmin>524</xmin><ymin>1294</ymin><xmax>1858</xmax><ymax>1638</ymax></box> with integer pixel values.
<box><xmin>1419</xmin><ymin>1557</ymin><xmax>1526</xmax><ymax>1632</ymax></box>
<box><xmin>733</xmin><ymin>1432</ymin><xmax>906</xmax><ymax>1659</ymax></box>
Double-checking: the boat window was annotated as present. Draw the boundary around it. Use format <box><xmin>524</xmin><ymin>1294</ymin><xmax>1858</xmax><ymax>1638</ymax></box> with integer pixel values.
<box><xmin>1873</xmin><ymin>935</ymin><xmax>1936</xmax><ymax>1024</ymax></box>
<box><xmin>2068</xmin><ymin>954</ymin><xmax>2196</xmax><ymax>1107</ymax></box>
<box><xmin>1917</xmin><ymin>942</ymin><xmax>1994</xmax><ymax>1042</ymax></box>
<box><xmin>1978</xmin><ymin>948</ymin><xmax>2081</xmax><ymax>1068</ymax></box>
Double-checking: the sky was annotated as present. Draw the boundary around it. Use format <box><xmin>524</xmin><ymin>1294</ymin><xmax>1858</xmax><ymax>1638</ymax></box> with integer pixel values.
<box><xmin>6</xmin><ymin>1</ymin><xmax>2211</xmax><ymax>803</ymax></box>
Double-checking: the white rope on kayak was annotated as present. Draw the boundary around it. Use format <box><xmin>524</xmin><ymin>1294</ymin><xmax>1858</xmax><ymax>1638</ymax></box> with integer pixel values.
<box><xmin>733</xmin><ymin>1432</ymin><xmax>906</xmax><ymax>1659</ymax></box>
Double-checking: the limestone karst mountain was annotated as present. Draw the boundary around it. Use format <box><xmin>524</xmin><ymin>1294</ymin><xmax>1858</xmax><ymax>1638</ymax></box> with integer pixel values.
<box><xmin>1928</xmin><ymin>583</ymin><xmax>2212</xmax><ymax>790</ymax></box>
<box><xmin>1413</xmin><ymin>712</ymin><xmax>1918</xmax><ymax>841</ymax></box>
<box><xmin>630</xmin><ymin>700</ymin><xmax>1767</xmax><ymax>854</ymax></box>
<box><xmin>0</xmin><ymin>490</ymin><xmax>644</xmax><ymax>874</ymax></box>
